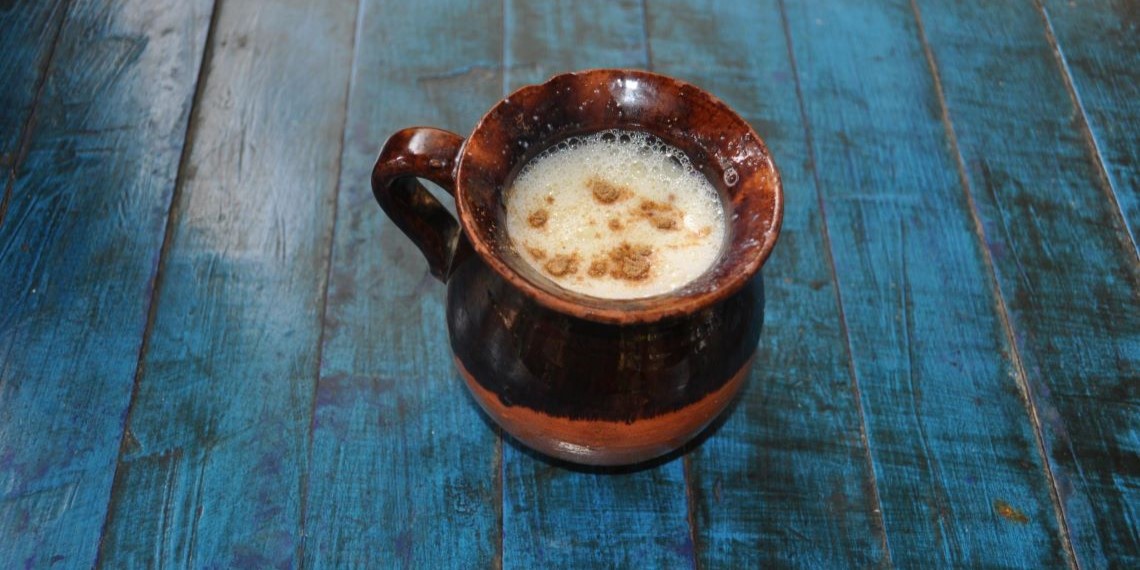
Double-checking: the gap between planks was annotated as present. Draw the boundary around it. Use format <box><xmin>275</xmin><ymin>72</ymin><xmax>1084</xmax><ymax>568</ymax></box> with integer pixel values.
<box><xmin>0</xmin><ymin>0</ymin><xmax>72</xmax><ymax>227</ymax></box>
<box><xmin>296</xmin><ymin>0</ymin><xmax>367</xmax><ymax>563</ymax></box>
<box><xmin>93</xmin><ymin>0</ymin><xmax>223</xmax><ymax>565</ymax></box>
<box><xmin>774</xmin><ymin>0</ymin><xmax>895</xmax><ymax>565</ymax></box>
<box><xmin>1033</xmin><ymin>0</ymin><xmax>1140</xmax><ymax>264</ymax></box>
<box><xmin>907</xmin><ymin>1</ymin><xmax>1080</xmax><ymax>568</ymax></box>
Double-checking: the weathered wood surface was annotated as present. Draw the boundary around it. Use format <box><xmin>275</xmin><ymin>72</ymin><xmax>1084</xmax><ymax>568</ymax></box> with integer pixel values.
<box><xmin>915</xmin><ymin>0</ymin><xmax>1140</xmax><ymax>566</ymax></box>
<box><xmin>1040</xmin><ymin>0</ymin><xmax>1140</xmax><ymax>255</ymax></box>
<box><xmin>0</xmin><ymin>0</ymin><xmax>213</xmax><ymax>566</ymax></box>
<box><xmin>778</xmin><ymin>0</ymin><xmax>1069</xmax><ymax>566</ymax></box>
<box><xmin>96</xmin><ymin>0</ymin><xmax>356</xmax><ymax>566</ymax></box>
<box><xmin>646</xmin><ymin>0</ymin><xmax>888</xmax><ymax>566</ymax></box>
<box><xmin>0</xmin><ymin>0</ymin><xmax>1137</xmax><ymax>567</ymax></box>
<box><xmin>0</xmin><ymin>0</ymin><xmax>68</xmax><ymax>170</ymax></box>
<box><xmin>301</xmin><ymin>0</ymin><xmax>502</xmax><ymax>566</ymax></box>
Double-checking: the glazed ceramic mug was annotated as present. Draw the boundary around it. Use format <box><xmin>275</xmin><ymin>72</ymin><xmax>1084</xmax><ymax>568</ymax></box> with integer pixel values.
<box><xmin>372</xmin><ymin>69</ymin><xmax>782</xmax><ymax>465</ymax></box>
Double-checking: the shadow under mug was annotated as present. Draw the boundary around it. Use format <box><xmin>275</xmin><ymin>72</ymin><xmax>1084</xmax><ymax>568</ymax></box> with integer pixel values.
<box><xmin>372</xmin><ymin>69</ymin><xmax>782</xmax><ymax>466</ymax></box>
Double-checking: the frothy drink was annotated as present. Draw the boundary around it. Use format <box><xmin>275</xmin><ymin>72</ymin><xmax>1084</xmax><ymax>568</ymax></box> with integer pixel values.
<box><xmin>505</xmin><ymin>130</ymin><xmax>726</xmax><ymax>299</ymax></box>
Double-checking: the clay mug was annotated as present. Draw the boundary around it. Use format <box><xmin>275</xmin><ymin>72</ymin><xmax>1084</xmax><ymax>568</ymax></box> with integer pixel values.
<box><xmin>372</xmin><ymin>69</ymin><xmax>782</xmax><ymax>465</ymax></box>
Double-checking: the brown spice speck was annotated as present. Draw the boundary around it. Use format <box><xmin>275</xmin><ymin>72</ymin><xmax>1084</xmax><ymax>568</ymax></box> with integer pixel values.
<box><xmin>994</xmin><ymin>500</ymin><xmax>1029</xmax><ymax>524</ymax></box>
<box><xmin>638</xmin><ymin>199</ymin><xmax>680</xmax><ymax>231</ymax></box>
<box><xmin>608</xmin><ymin>218</ymin><xmax>623</xmax><ymax>231</ymax></box>
<box><xmin>588</xmin><ymin>258</ymin><xmax>608</xmax><ymax>277</ymax></box>
<box><xmin>543</xmin><ymin>253</ymin><xmax>579</xmax><ymax>277</ymax></box>
<box><xmin>608</xmin><ymin>242</ymin><xmax>653</xmax><ymax>281</ymax></box>
<box><xmin>526</xmin><ymin>246</ymin><xmax>546</xmax><ymax>260</ymax></box>
<box><xmin>588</xmin><ymin>177</ymin><xmax>629</xmax><ymax>204</ymax></box>
<box><xmin>527</xmin><ymin>209</ymin><xmax>548</xmax><ymax>228</ymax></box>
<box><xmin>544</xmin><ymin>195</ymin><xmax>554</xmax><ymax>204</ymax></box>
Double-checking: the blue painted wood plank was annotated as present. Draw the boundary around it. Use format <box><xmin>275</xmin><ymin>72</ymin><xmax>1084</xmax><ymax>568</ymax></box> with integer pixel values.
<box><xmin>779</xmin><ymin>0</ymin><xmax>1070</xmax><ymax>566</ymax></box>
<box><xmin>497</xmin><ymin>3</ymin><xmax>694</xmax><ymax>569</ymax></box>
<box><xmin>1041</xmin><ymin>0</ymin><xmax>1140</xmax><ymax>256</ymax></box>
<box><xmin>645</xmin><ymin>0</ymin><xmax>888</xmax><ymax>565</ymax></box>
<box><xmin>503</xmin><ymin>462</ymin><xmax>692</xmax><ymax>569</ymax></box>
<box><xmin>501</xmin><ymin>0</ymin><xmax>648</xmax><ymax>92</ymax></box>
<box><xmin>300</xmin><ymin>0</ymin><xmax>502</xmax><ymax>566</ymax></box>
<box><xmin>0</xmin><ymin>0</ymin><xmax>212</xmax><ymax>566</ymax></box>
<box><xmin>95</xmin><ymin>0</ymin><xmax>356</xmax><ymax>566</ymax></box>
<box><xmin>0</xmin><ymin>0</ymin><xmax>69</xmax><ymax>165</ymax></box>
<box><xmin>915</xmin><ymin>1</ymin><xmax>1140</xmax><ymax>566</ymax></box>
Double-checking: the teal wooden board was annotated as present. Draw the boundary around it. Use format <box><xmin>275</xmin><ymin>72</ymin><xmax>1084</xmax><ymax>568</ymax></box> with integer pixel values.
<box><xmin>0</xmin><ymin>0</ymin><xmax>1135</xmax><ymax>566</ymax></box>
<box><xmin>0</xmin><ymin>0</ymin><xmax>212</xmax><ymax>565</ymax></box>
<box><xmin>300</xmin><ymin>0</ymin><xmax>503</xmax><ymax>566</ymax></box>
<box><xmin>779</xmin><ymin>0</ymin><xmax>1068</xmax><ymax>565</ymax></box>
<box><xmin>502</xmin><ymin>461</ymin><xmax>693</xmax><ymax>569</ymax></box>
<box><xmin>916</xmin><ymin>0</ymin><xmax>1140</xmax><ymax>566</ymax></box>
<box><xmin>1041</xmin><ymin>0</ymin><xmax>1140</xmax><ymax>254</ymax></box>
<box><xmin>501</xmin><ymin>0</ymin><xmax>648</xmax><ymax>92</ymax></box>
<box><xmin>0</xmin><ymin>0</ymin><xmax>67</xmax><ymax>166</ymax></box>
<box><xmin>498</xmin><ymin>2</ymin><xmax>693</xmax><ymax>568</ymax></box>
<box><xmin>96</xmin><ymin>0</ymin><xmax>356</xmax><ymax>566</ymax></box>
<box><xmin>646</xmin><ymin>0</ymin><xmax>888</xmax><ymax>565</ymax></box>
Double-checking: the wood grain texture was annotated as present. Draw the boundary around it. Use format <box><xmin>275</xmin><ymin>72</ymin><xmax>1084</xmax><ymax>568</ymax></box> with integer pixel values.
<box><xmin>501</xmin><ymin>0</ymin><xmax>647</xmax><ymax>94</ymax></box>
<box><xmin>779</xmin><ymin>0</ymin><xmax>1069</xmax><ymax>566</ymax></box>
<box><xmin>1040</xmin><ymin>0</ymin><xmax>1140</xmax><ymax>256</ymax></box>
<box><xmin>96</xmin><ymin>0</ymin><xmax>356</xmax><ymax>566</ymax></box>
<box><xmin>300</xmin><ymin>0</ymin><xmax>502</xmax><ymax>567</ymax></box>
<box><xmin>645</xmin><ymin>0</ymin><xmax>888</xmax><ymax>565</ymax></box>
<box><xmin>916</xmin><ymin>1</ymin><xmax>1140</xmax><ymax>566</ymax></box>
<box><xmin>0</xmin><ymin>0</ymin><xmax>69</xmax><ymax>167</ymax></box>
<box><xmin>1</xmin><ymin>0</ymin><xmax>1133</xmax><ymax>566</ymax></box>
<box><xmin>0</xmin><ymin>0</ymin><xmax>212</xmax><ymax>566</ymax></box>
<box><xmin>497</xmin><ymin>2</ymin><xmax>692</xmax><ymax>568</ymax></box>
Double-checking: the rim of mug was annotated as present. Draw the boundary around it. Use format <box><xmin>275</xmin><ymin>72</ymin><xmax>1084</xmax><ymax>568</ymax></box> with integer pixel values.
<box><xmin>455</xmin><ymin>68</ymin><xmax>783</xmax><ymax>325</ymax></box>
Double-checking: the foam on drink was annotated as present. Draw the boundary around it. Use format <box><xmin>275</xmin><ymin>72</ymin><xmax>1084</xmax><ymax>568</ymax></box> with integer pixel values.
<box><xmin>504</xmin><ymin>130</ymin><xmax>727</xmax><ymax>299</ymax></box>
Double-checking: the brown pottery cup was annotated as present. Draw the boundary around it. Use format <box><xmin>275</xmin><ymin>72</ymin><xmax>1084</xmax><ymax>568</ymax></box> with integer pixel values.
<box><xmin>372</xmin><ymin>69</ymin><xmax>782</xmax><ymax>466</ymax></box>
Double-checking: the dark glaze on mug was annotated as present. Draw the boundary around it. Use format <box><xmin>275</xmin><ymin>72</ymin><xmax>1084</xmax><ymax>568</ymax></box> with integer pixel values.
<box><xmin>372</xmin><ymin>69</ymin><xmax>783</xmax><ymax>465</ymax></box>
<box><xmin>448</xmin><ymin>254</ymin><xmax>764</xmax><ymax>464</ymax></box>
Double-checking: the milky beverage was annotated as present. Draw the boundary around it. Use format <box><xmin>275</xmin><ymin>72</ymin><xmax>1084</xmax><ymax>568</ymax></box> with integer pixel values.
<box><xmin>505</xmin><ymin>130</ymin><xmax>727</xmax><ymax>299</ymax></box>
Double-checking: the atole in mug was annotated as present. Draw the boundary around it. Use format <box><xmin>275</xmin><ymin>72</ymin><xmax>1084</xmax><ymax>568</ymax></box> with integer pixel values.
<box><xmin>372</xmin><ymin>69</ymin><xmax>783</xmax><ymax>465</ymax></box>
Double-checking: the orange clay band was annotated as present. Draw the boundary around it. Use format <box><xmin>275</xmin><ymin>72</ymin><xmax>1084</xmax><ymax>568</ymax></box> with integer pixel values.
<box><xmin>455</xmin><ymin>355</ymin><xmax>750</xmax><ymax>466</ymax></box>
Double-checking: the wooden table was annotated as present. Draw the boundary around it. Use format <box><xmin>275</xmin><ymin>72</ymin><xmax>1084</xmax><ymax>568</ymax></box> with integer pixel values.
<box><xmin>2</xmin><ymin>0</ymin><xmax>1137</xmax><ymax>567</ymax></box>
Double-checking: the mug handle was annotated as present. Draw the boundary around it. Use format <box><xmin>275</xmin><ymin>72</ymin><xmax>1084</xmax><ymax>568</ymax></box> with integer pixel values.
<box><xmin>371</xmin><ymin>127</ymin><xmax>465</xmax><ymax>282</ymax></box>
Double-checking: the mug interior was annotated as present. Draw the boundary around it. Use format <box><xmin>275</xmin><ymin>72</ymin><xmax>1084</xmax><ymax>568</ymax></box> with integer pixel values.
<box><xmin>456</xmin><ymin>69</ymin><xmax>782</xmax><ymax>324</ymax></box>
